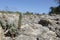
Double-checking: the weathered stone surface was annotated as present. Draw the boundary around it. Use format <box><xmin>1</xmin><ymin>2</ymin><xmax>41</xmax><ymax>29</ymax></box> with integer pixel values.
<box><xmin>20</xmin><ymin>23</ymin><xmax>57</xmax><ymax>40</ymax></box>
<box><xmin>0</xmin><ymin>13</ymin><xmax>60</xmax><ymax>40</ymax></box>
<box><xmin>15</xmin><ymin>34</ymin><xmax>36</xmax><ymax>40</ymax></box>
<box><xmin>0</xmin><ymin>26</ymin><xmax>4</xmax><ymax>40</ymax></box>
<box><xmin>3</xmin><ymin>37</ymin><xmax>12</xmax><ymax>40</ymax></box>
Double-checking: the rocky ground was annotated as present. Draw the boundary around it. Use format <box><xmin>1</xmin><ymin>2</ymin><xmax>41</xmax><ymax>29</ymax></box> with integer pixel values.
<box><xmin>0</xmin><ymin>13</ymin><xmax>60</xmax><ymax>40</ymax></box>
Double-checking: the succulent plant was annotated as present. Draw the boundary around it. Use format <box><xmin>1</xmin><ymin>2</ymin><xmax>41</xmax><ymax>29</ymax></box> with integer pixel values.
<box><xmin>18</xmin><ymin>12</ymin><xmax>22</xmax><ymax>29</ymax></box>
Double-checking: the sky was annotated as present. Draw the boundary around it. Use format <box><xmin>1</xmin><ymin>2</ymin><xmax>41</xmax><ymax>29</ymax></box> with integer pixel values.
<box><xmin>0</xmin><ymin>0</ymin><xmax>58</xmax><ymax>14</ymax></box>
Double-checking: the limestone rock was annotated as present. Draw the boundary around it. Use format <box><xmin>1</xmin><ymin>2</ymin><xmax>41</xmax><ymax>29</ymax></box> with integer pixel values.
<box><xmin>0</xmin><ymin>26</ymin><xmax>4</xmax><ymax>40</ymax></box>
<box><xmin>15</xmin><ymin>34</ymin><xmax>36</xmax><ymax>40</ymax></box>
<box><xmin>20</xmin><ymin>23</ymin><xmax>57</xmax><ymax>40</ymax></box>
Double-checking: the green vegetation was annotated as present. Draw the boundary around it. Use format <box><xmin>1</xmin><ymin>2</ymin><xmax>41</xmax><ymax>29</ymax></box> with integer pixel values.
<box><xmin>17</xmin><ymin>11</ymin><xmax>22</xmax><ymax>29</ymax></box>
<box><xmin>49</xmin><ymin>0</ymin><xmax>60</xmax><ymax>15</ymax></box>
<box><xmin>0</xmin><ymin>11</ymin><xmax>14</xmax><ymax>13</ymax></box>
<box><xmin>0</xmin><ymin>11</ymin><xmax>22</xmax><ymax>40</ymax></box>
<box><xmin>49</xmin><ymin>6</ymin><xmax>60</xmax><ymax>14</ymax></box>
<box><xmin>24</xmin><ymin>11</ymin><xmax>33</xmax><ymax>15</ymax></box>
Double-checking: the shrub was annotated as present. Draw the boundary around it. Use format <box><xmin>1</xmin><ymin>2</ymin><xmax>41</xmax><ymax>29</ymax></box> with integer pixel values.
<box><xmin>24</xmin><ymin>11</ymin><xmax>33</xmax><ymax>15</ymax></box>
<box><xmin>49</xmin><ymin>6</ymin><xmax>60</xmax><ymax>15</ymax></box>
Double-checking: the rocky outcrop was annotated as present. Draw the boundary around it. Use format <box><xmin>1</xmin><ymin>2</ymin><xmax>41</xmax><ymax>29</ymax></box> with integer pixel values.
<box><xmin>0</xmin><ymin>13</ymin><xmax>60</xmax><ymax>40</ymax></box>
<box><xmin>15</xmin><ymin>34</ymin><xmax>36</xmax><ymax>40</ymax></box>
<box><xmin>0</xmin><ymin>26</ymin><xmax>4</xmax><ymax>40</ymax></box>
<box><xmin>18</xmin><ymin>24</ymin><xmax>57</xmax><ymax>40</ymax></box>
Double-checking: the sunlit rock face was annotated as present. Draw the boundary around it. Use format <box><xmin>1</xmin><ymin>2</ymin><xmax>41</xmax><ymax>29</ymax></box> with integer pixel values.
<box><xmin>0</xmin><ymin>13</ymin><xmax>60</xmax><ymax>40</ymax></box>
<box><xmin>0</xmin><ymin>26</ymin><xmax>4</xmax><ymax>40</ymax></box>
<box><xmin>21</xmin><ymin>14</ymin><xmax>60</xmax><ymax>40</ymax></box>
<box><xmin>20</xmin><ymin>24</ymin><xmax>57</xmax><ymax>40</ymax></box>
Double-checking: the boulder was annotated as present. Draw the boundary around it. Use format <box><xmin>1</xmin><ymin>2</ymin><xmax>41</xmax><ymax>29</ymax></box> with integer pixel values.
<box><xmin>3</xmin><ymin>37</ymin><xmax>12</xmax><ymax>40</ymax></box>
<box><xmin>0</xmin><ymin>26</ymin><xmax>4</xmax><ymax>40</ymax></box>
<box><xmin>20</xmin><ymin>23</ymin><xmax>57</xmax><ymax>40</ymax></box>
<box><xmin>15</xmin><ymin>34</ymin><xmax>36</xmax><ymax>40</ymax></box>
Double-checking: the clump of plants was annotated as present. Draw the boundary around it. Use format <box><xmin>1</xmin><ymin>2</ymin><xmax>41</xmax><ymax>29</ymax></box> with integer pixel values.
<box><xmin>4</xmin><ymin>23</ymin><xmax>19</xmax><ymax>38</ymax></box>
<box><xmin>0</xmin><ymin>19</ymin><xmax>19</xmax><ymax>40</ymax></box>
<box><xmin>49</xmin><ymin>0</ymin><xmax>60</xmax><ymax>15</ymax></box>
<box><xmin>49</xmin><ymin>6</ymin><xmax>60</xmax><ymax>15</ymax></box>
<box><xmin>15</xmin><ymin>11</ymin><xmax>22</xmax><ymax>29</ymax></box>
<box><xmin>0</xmin><ymin>12</ymin><xmax>22</xmax><ymax>40</ymax></box>
<box><xmin>24</xmin><ymin>11</ymin><xmax>33</xmax><ymax>15</ymax></box>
